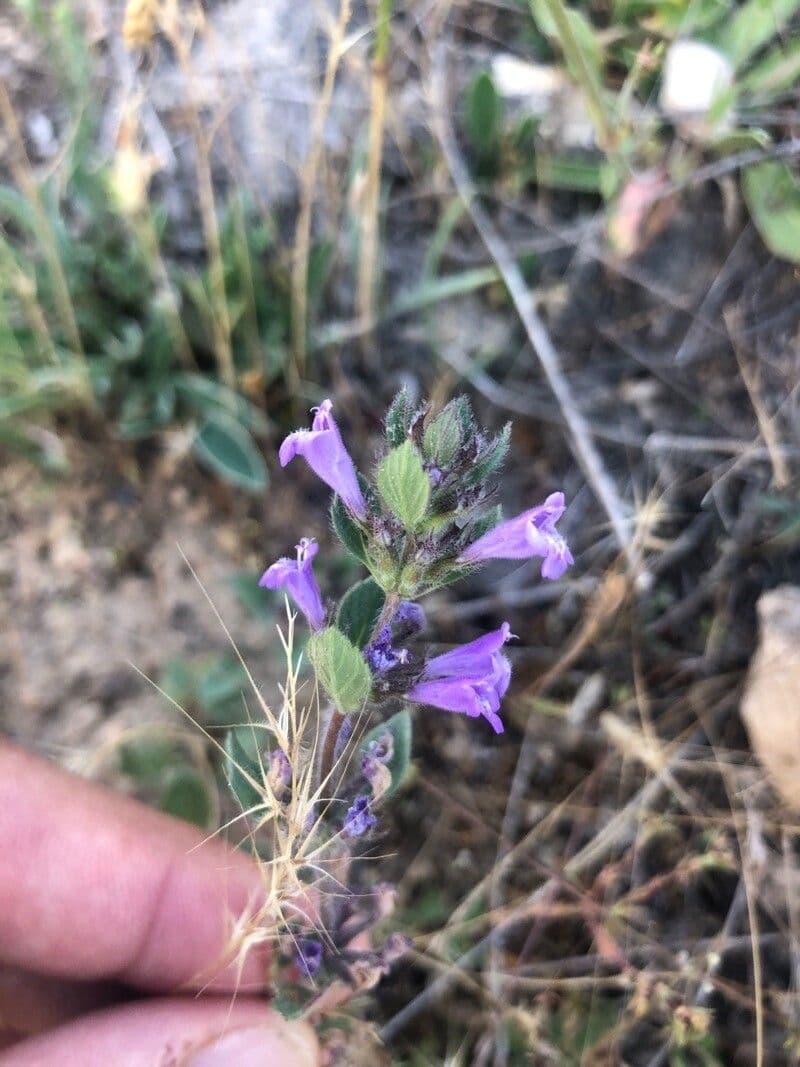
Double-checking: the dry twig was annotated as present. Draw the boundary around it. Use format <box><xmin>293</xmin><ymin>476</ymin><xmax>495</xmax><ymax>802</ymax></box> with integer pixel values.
<box><xmin>426</xmin><ymin>42</ymin><xmax>646</xmax><ymax>585</ymax></box>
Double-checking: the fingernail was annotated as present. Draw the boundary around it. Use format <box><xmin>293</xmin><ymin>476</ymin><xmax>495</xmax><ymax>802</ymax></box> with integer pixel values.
<box><xmin>186</xmin><ymin>1020</ymin><xmax>318</xmax><ymax>1067</ymax></box>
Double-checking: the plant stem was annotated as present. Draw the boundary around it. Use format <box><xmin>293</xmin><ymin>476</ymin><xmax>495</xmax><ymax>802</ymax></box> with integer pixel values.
<box><xmin>319</xmin><ymin>705</ymin><xmax>346</xmax><ymax>790</ymax></box>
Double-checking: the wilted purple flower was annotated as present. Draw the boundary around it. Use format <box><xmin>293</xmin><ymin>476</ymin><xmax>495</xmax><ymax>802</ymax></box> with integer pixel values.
<box><xmin>428</xmin><ymin>466</ymin><xmax>443</xmax><ymax>486</ymax></box>
<box><xmin>366</xmin><ymin>729</ymin><xmax>394</xmax><ymax>765</ymax></box>
<box><xmin>296</xmin><ymin>937</ymin><xmax>323</xmax><ymax>979</ymax></box>
<box><xmin>267</xmin><ymin>748</ymin><xmax>291</xmax><ymax>800</ymax></box>
<box><xmin>259</xmin><ymin>537</ymin><xmax>325</xmax><ymax>630</ymax></box>
<box><xmin>362</xmin><ymin>754</ymin><xmax>392</xmax><ymax>800</ymax></box>
<box><xmin>279</xmin><ymin>399</ymin><xmax>367</xmax><ymax>519</ymax></box>
<box><xmin>365</xmin><ymin>627</ymin><xmax>409</xmax><ymax>673</ymax></box>
<box><xmin>407</xmin><ymin>622</ymin><xmax>514</xmax><ymax>734</ymax></box>
<box><xmin>343</xmin><ymin>794</ymin><xmax>378</xmax><ymax>837</ymax></box>
<box><xmin>459</xmin><ymin>492</ymin><xmax>573</xmax><ymax>580</ymax></box>
<box><xmin>393</xmin><ymin>600</ymin><xmax>426</xmax><ymax>635</ymax></box>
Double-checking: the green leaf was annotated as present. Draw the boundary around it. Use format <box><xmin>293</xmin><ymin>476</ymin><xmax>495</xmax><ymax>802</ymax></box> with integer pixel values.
<box><xmin>743</xmin><ymin>38</ymin><xmax>800</xmax><ymax>96</ymax></box>
<box><xmin>535</xmin><ymin>153</ymin><xmax>603</xmax><ymax>193</ymax></box>
<box><xmin>224</xmin><ymin>726</ymin><xmax>264</xmax><ymax>812</ymax></box>
<box><xmin>466</xmin><ymin>72</ymin><xmax>502</xmax><ymax>160</ymax></box>
<box><xmin>453</xmin><ymin>396</ymin><xmax>477</xmax><ymax>443</ymax></box>
<box><xmin>713</xmin><ymin>0</ymin><xmax>800</xmax><ymax>70</ymax></box>
<box><xmin>197</xmin><ymin>655</ymin><xmax>249</xmax><ymax>722</ymax></box>
<box><xmin>273</xmin><ymin>989</ymin><xmax>309</xmax><ymax>1020</ymax></box>
<box><xmin>385</xmin><ymin>387</ymin><xmax>414</xmax><ymax>447</ymax></box>
<box><xmin>337</xmin><ymin>579</ymin><xmax>386</xmax><ymax>649</ymax></box>
<box><xmin>159</xmin><ymin>766</ymin><xmax>214</xmax><ymax>827</ymax></box>
<box><xmin>360</xmin><ymin>708</ymin><xmax>413</xmax><ymax>798</ymax></box>
<box><xmin>307</xmin><ymin>626</ymin><xmax>372</xmax><ymax>713</ymax></box>
<box><xmin>174</xmin><ymin>373</ymin><xmax>270</xmax><ymax>434</ymax></box>
<box><xmin>158</xmin><ymin>658</ymin><xmax>196</xmax><ymax>707</ymax></box>
<box><xmin>192</xmin><ymin>413</ymin><xmax>268</xmax><ymax>493</ymax></box>
<box><xmin>423</xmin><ymin>403</ymin><xmax>462</xmax><ymax>466</ymax></box>
<box><xmin>376</xmin><ymin>440</ymin><xmax>430</xmax><ymax>529</ymax></box>
<box><xmin>331</xmin><ymin>493</ymin><xmax>369</xmax><ymax>564</ymax></box>
<box><xmin>743</xmin><ymin>161</ymin><xmax>800</xmax><ymax>264</ymax></box>
<box><xmin>463</xmin><ymin>423</ymin><xmax>511</xmax><ymax>486</ymax></box>
<box><xmin>119</xmin><ymin>737</ymin><xmax>174</xmax><ymax>784</ymax></box>
<box><xmin>229</xmin><ymin>572</ymin><xmax>276</xmax><ymax>620</ymax></box>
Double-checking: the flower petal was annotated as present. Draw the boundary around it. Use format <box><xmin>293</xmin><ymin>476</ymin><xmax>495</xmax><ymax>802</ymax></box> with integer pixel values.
<box><xmin>425</xmin><ymin>623</ymin><xmax>513</xmax><ymax>679</ymax></box>
<box><xmin>407</xmin><ymin>677</ymin><xmax>485</xmax><ymax>718</ymax></box>
<box><xmin>259</xmin><ymin>557</ymin><xmax>294</xmax><ymax>588</ymax></box>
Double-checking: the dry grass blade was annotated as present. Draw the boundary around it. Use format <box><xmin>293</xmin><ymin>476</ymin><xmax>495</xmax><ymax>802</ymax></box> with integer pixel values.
<box><xmin>380</xmin><ymin>723</ymin><xmax>705</xmax><ymax>1041</ymax></box>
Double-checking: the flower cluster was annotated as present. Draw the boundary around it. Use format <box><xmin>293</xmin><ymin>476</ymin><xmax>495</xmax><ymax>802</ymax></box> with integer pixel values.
<box><xmin>263</xmin><ymin>391</ymin><xmax>572</xmax><ymax>740</ymax></box>
<box><xmin>230</xmin><ymin>391</ymin><xmax>572</xmax><ymax>1026</ymax></box>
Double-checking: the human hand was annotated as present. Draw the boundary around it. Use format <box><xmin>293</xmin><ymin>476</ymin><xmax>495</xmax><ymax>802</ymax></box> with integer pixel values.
<box><xmin>0</xmin><ymin>741</ymin><xmax>320</xmax><ymax>1066</ymax></box>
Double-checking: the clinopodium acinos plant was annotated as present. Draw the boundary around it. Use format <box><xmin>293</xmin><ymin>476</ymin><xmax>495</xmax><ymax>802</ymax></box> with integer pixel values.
<box><xmin>224</xmin><ymin>390</ymin><xmax>572</xmax><ymax>1028</ymax></box>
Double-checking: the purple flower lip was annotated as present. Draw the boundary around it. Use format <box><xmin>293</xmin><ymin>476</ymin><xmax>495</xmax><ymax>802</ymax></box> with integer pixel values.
<box><xmin>259</xmin><ymin>537</ymin><xmax>326</xmax><ymax>630</ymax></box>
<box><xmin>296</xmin><ymin>937</ymin><xmax>323</xmax><ymax>979</ymax></box>
<box><xmin>279</xmin><ymin>399</ymin><xmax>367</xmax><ymax>519</ymax></box>
<box><xmin>365</xmin><ymin>626</ymin><xmax>410</xmax><ymax>673</ymax></box>
<box><xmin>343</xmin><ymin>794</ymin><xmax>378</xmax><ymax>837</ymax></box>
<box><xmin>459</xmin><ymin>492</ymin><xmax>573</xmax><ymax>580</ymax></box>
<box><xmin>407</xmin><ymin>622</ymin><xmax>514</xmax><ymax>734</ymax></box>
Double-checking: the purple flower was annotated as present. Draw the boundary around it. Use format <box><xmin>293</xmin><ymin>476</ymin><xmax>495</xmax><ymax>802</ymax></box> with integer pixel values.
<box><xmin>296</xmin><ymin>937</ymin><xmax>323</xmax><ymax>979</ymax></box>
<box><xmin>459</xmin><ymin>492</ymin><xmax>573</xmax><ymax>580</ymax></box>
<box><xmin>343</xmin><ymin>794</ymin><xmax>377</xmax><ymax>837</ymax></box>
<box><xmin>279</xmin><ymin>399</ymin><xmax>367</xmax><ymax>519</ymax></box>
<box><xmin>362</xmin><ymin>754</ymin><xmax>392</xmax><ymax>800</ymax></box>
<box><xmin>407</xmin><ymin>622</ymin><xmax>514</xmax><ymax>734</ymax></box>
<box><xmin>365</xmin><ymin>729</ymin><xmax>394</xmax><ymax>765</ymax></box>
<box><xmin>365</xmin><ymin>626</ymin><xmax>409</xmax><ymax>673</ymax></box>
<box><xmin>259</xmin><ymin>537</ymin><xmax>325</xmax><ymax>630</ymax></box>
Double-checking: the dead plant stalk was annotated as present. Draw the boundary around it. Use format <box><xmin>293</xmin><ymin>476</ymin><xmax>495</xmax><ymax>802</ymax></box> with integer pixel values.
<box><xmin>356</xmin><ymin>0</ymin><xmax>394</xmax><ymax>332</ymax></box>
<box><xmin>160</xmin><ymin>2</ymin><xmax>235</xmax><ymax>387</ymax></box>
<box><xmin>291</xmin><ymin>0</ymin><xmax>353</xmax><ymax>376</ymax></box>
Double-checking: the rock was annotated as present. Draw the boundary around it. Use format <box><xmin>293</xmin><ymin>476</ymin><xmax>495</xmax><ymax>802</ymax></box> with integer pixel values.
<box><xmin>146</xmin><ymin>0</ymin><xmax>366</xmax><ymax>209</ymax></box>
<box><xmin>659</xmin><ymin>40</ymin><xmax>734</xmax><ymax>142</ymax></box>
<box><xmin>741</xmin><ymin>586</ymin><xmax>800</xmax><ymax>811</ymax></box>
<box><xmin>491</xmin><ymin>52</ymin><xmax>597</xmax><ymax>148</ymax></box>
